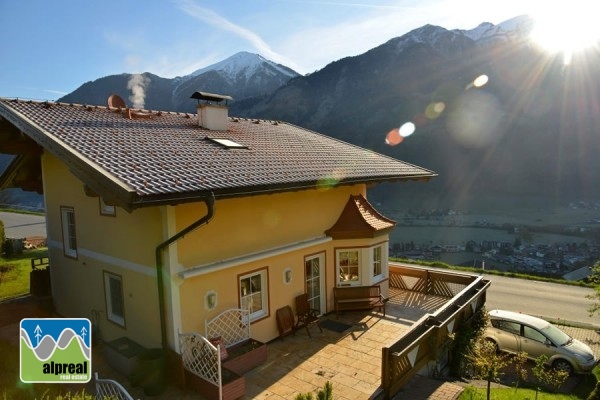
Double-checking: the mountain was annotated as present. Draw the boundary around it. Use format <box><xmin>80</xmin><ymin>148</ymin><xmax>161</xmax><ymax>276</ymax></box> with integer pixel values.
<box><xmin>235</xmin><ymin>15</ymin><xmax>600</xmax><ymax>213</ymax></box>
<box><xmin>37</xmin><ymin>17</ymin><xmax>600</xmax><ymax>216</ymax></box>
<box><xmin>173</xmin><ymin>52</ymin><xmax>298</xmax><ymax>113</ymax></box>
<box><xmin>58</xmin><ymin>52</ymin><xmax>300</xmax><ymax>114</ymax></box>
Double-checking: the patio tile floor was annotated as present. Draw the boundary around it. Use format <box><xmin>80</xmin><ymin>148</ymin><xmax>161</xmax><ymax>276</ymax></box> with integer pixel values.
<box><xmin>1</xmin><ymin>291</ymin><xmax>455</xmax><ymax>400</ymax></box>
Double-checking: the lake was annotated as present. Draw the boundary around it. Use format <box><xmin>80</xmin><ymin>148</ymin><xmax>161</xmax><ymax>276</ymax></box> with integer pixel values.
<box><xmin>390</xmin><ymin>225</ymin><xmax>588</xmax><ymax>248</ymax></box>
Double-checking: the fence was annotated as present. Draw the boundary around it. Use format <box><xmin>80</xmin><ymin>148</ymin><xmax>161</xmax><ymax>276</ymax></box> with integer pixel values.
<box><xmin>381</xmin><ymin>264</ymin><xmax>490</xmax><ymax>399</ymax></box>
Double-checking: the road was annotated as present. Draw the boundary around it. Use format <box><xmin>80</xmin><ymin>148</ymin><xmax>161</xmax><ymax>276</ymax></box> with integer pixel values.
<box><xmin>0</xmin><ymin>211</ymin><xmax>47</xmax><ymax>239</ymax></box>
<box><xmin>394</xmin><ymin>262</ymin><xmax>600</xmax><ymax>328</ymax></box>
<box><xmin>484</xmin><ymin>273</ymin><xmax>600</xmax><ymax>328</ymax></box>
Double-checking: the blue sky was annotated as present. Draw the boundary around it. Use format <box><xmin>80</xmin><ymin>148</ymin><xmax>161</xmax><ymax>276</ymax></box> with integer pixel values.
<box><xmin>0</xmin><ymin>0</ymin><xmax>534</xmax><ymax>101</ymax></box>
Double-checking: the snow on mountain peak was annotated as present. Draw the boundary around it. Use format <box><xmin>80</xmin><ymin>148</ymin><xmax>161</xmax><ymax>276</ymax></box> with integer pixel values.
<box><xmin>187</xmin><ymin>51</ymin><xmax>297</xmax><ymax>83</ymax></box>
<box><xmin>454</xmin><ymin>15</ymin><xmax>534</xmax><ymax>42</ymax></box>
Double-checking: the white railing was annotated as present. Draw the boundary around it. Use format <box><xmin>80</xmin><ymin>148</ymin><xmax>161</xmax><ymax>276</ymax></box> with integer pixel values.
<box><xmin>179</xmin><ymin>332</ymin><xmax>222</xmax><ymax>399</ymax></box>
<box><xmin>205</xmin><ymin>308</ymin><xmax>251</xmax><ymax>347</ymax></box>
<box><xmin>94</xmin><ymin>372</ymin><xmax>136</xmax><ymax>400</ymax></box>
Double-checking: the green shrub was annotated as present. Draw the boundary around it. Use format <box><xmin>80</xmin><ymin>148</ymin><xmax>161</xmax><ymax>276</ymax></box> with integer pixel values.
<box><xmin>449</xmin><ymin>307</ymin><xmax>489</xmax><ymax>377</ymax></box>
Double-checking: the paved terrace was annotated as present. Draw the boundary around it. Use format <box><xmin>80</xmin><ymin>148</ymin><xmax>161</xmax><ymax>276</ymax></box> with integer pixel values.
<box><xmin>81</xmin><ymin>288</ymin><xmax>450</xmax><ymax>400</ymax></box>
<box><xmin>243</xmin><ymin>288</ymin><xmax>450</xmax><ymax>400</ymax></box>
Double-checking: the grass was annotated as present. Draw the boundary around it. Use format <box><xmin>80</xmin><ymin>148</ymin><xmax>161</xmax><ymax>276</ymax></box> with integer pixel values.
<box><xmin>459</xmin><ymin>385</ymin><xmax>582</xmax><ymax>399</ymax></box>
<box><xmin>0</xmin><ymin>247</ymin><xmax>48</xmax><ymax>300</ymax></box>
<box><xmin>458</xmin><ymin>364</ymin><xmax>600</xmax><ymax>400</ymax></box>
<box><xmin>0</xmin><ymin>340</ymin><xmax>93</xmax><ymax>400</ymax></box>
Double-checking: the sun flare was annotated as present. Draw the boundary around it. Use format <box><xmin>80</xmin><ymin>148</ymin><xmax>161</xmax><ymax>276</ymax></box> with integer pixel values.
<box><xmin>530</xmin><ymin>2</ymin><xmax>600</xmax><ymax>64</ymax></box>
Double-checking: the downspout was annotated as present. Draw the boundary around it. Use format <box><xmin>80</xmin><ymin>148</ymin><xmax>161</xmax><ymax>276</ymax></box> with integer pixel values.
<box><xmin>155</xmin><ymin>192</ymin><xmax>215</xmax><ymax>352</ymax></box>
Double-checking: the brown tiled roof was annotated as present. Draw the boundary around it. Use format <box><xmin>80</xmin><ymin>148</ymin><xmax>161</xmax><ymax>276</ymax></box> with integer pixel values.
<box><xmin>325</xmin><ymin>194</ymin><xmax>396</xmax><ymax>239</ymax></box>
<box><xmin>0</xmin><ymin>98</ymin><xmax>436</xmax><ymax>210</ymax></box>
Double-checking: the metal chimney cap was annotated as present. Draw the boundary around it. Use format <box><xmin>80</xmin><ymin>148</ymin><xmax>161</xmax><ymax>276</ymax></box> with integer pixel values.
<box><xmin>190</xmin><ymin>91</ymin><xmax>233</xmax><ymax>103</ymax></box>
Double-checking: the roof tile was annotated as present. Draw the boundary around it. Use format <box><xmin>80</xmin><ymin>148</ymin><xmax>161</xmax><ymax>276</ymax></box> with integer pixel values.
<box><xmin>0</xmin><ymin>99</ymin><xmax>436</xmax><ymax>203</ymax></box>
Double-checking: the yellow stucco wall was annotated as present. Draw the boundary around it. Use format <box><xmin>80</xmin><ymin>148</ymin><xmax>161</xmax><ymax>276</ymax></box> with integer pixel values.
<box><xmin>174</xmin><ymin>185</ymin><xmax>365</xmax><ymax>268</ymax></box>
<box><xmin>178</xmin><ymin>228</ymin><xmax>391</xmax><ymax>343</ymax></box>
<box><xmin>43</xmin><ymin>153</ymin><xmax>163</xmax><ymax>348</ymax></box>
<box><xmin>43</xmin><ymin>150</ymin><xmax>392</xmax><ymax>347</ymax></box>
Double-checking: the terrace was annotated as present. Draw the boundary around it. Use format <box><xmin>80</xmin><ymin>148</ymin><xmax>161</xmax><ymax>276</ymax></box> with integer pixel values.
<box><xmin>81</xmin><ymin>265</ymin><xmax>489</xmax><ymax>399</ymax></box>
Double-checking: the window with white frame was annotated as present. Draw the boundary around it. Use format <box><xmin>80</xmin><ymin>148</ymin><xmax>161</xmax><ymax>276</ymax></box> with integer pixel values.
<box><xmin>104</xmin><ymin>271</ymin><xmax>125</xmax><ymax>327</ymax></box>
<box><xmin>337</xmin><ymin>250</ymin><xmax>360</xmax><ymax>285</ymax></box>
<box><xmin>373</xmin><ymin>245</ymin><xmax>383</xmax><ymax>278</ymax></box>
<box><xmin>239</xmin><ymin>269</ymin><xmax>268</xmax><ymax>322</ymax></box>
<box><xmin>60</xmin><ymin>206</ymin><xmax>78</xmax><ymax>258</ymax></box>
<box><xmin>337</xmin><ymin>244</ymin><xmax>388</xmax><ymax>286</ymax></box>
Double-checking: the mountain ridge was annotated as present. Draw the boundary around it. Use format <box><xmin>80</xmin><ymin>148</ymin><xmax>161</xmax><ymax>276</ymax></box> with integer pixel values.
<box><xmin>45</xmin><ymin>16</ymin><xmax>600</xmax><ymax>214</ymax></box>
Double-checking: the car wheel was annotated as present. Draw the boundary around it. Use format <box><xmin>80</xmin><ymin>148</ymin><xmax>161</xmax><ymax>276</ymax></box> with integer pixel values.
<box><xmin>552</xmin><ymin>359</ymin><xmax>574</xmax><ymax>375</ymax></box>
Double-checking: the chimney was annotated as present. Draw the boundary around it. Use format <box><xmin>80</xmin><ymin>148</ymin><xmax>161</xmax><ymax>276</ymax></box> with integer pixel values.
<box><xmin>190</xmin><ymin>91</ymin><xmax>233</xmax><ymax>131</ymax></box>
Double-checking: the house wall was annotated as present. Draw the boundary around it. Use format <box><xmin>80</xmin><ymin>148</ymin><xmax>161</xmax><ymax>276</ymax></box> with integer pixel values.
<box><xmin>42</xmin><ymin>150</ymin><xmax>394</xmax><ymax>348</ymax></box>
<box><xmin>175</xmin><ymin>187</ymin><xmax>392</xmax><ymax>343</ymax></box>
<box><xmin>43</xmin><ymin>153</ymin><xmax>164</xmax><ymax>349</ymax></box>
<box><xmin>174</xmin><ymin>185</ymin><xmax>364</xmax><ymax>268</ymax></box>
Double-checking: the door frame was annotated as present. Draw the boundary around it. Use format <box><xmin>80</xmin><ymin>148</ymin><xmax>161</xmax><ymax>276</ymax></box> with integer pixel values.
<box><xmin>304</xmin><ymin>251</ymin><xmax>326</xmax><ymax>315</ymax></box>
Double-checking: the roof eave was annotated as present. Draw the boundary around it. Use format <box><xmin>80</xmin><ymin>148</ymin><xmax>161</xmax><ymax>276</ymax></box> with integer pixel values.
<box><xmin>0</xmin><ymin>101</ymin><xmax>138</xmax><ymax>211</ymax></box>
<box><xmin>127</xmin><ymin>174</ymin><xmax>437</xmax><ymax>210</ymax></box>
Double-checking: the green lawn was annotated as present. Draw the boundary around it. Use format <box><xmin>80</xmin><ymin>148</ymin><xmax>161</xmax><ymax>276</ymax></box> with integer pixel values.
<box><xmin>459</xmin><ymin>367</ymin><xmax>600</xmax><ymax>400</ymax></box>
<box><xmin>459</xmin><ymin>385</ymin><xmax>581</xmax><ymax>400</ymax></box>
<box><xmin>0</xmin><ymin>248</ymin><xmax>48</xmax><ymax>300</ymax></box>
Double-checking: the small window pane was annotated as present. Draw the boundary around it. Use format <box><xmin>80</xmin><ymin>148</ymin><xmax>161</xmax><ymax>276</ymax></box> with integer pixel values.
<box><xmin>338</xmin><ymin>250</ymin><xmax>360</xmax><ymax>284</ymax></box>
<box><xmin>104</xmin><ymin>272</ymin><xmax>125</xmax><ymax>327</ymax></box>
<box><xmin>61</xmin><ymin>207</ymin><xmax>77</xmax><ymax>258</ymax></box>
<box><xmin>239</xmin><ymin>269</ymin><xmax>268</xmax><ymax>321</ymax></box>
<box><xmin>373</xmin><ymin>246</ymin><xmax>382</xmax><ymax>276</ymax></box>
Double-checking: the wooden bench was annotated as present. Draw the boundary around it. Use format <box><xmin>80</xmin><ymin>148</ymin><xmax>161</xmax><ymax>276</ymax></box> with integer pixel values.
<box><xmin>333</xmin><ymin>285</ymin><xmax>388</xmax><ymax>317</ymax></box>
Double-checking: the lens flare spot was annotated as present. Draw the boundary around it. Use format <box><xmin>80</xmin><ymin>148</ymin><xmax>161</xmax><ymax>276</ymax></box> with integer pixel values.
<box><xmin>399</xmin><ymin>122</ymin><xmax>415</xmax><ymax>138</ymax></box>
<box><xmin>316</xmin><ymin>176</ymin><xmax>339</xmax><ymax>190</ymax></box>
<box><xmin>413</xmin><ymin>113</ymin><xmax>428</xmax><ymax>127</ymax></box>
<box><xmin>385</xmin><ymin>128</ymin><xmax>403</xmax><ymax>146</ymax></box>
<box><xmin>425</xmin><ymin>102</ymin><xmax>445</xmax><ymax>119</ymax></box>
<box><xmin>473</xmin><ymin>75</ymin><xmax>489</xmax><ymax>88</ymax></box>
<box><xmin>262</xmin><ymin>210</ymin><xmax>281</xmax><ymax>228</ymax></box>
<box><xmin>446</xmin><ymin>90</ymin><xmax>504</xmax><ymax>148</ymax></box>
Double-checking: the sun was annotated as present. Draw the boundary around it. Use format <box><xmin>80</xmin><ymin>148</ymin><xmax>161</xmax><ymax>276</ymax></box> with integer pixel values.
<box><xmin>529</xmin><ymin>2</ymin><xmax>600</xmax><ymax>64</ymax></box>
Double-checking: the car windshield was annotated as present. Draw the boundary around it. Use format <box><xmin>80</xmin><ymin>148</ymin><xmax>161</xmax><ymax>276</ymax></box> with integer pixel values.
<box><xmin>540</xmin><ymin>322</ymin><xmax>571</xmax><ymax>346</ymax></box>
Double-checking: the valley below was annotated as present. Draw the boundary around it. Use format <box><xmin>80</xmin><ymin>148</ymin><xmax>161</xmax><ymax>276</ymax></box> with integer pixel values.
<box><xmin>385</xmin><ymin>202</ymin><xmax>600</xmax><ymax>275</ymax></box>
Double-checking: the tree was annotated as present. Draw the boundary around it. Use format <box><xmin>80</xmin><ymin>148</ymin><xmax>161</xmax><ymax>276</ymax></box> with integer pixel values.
<box><xmin>465</xmin><ymin>338</ymin><xmax>511</xmax><ymax>400</ymax></box>
<box><xmin>512</xmin><ymin>351</ymin><xmax>529</xmax><ymax>396</ymax></box>
<box><xmin>531</xmin><ymin>354</ymin><xmax>569</xmax><ymax>398</ymax></box>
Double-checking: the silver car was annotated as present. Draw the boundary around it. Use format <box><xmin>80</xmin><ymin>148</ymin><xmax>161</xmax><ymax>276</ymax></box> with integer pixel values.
<box><xmin>484</xmin><ymin>309</ymin><xmax>597</xmax><ymax>374</ymax></box>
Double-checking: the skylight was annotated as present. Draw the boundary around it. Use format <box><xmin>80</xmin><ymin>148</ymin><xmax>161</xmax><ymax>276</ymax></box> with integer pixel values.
<box><xmin>207</xmin><ymin>137</ymin><xmax>248</xmax><ymax>149</ymax></box>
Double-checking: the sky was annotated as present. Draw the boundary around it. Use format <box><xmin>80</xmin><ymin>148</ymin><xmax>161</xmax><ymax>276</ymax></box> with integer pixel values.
<box><xmin>0</xmin><ymin>0</ymin><xmax>540</xmax><ymax>101</ymax></box>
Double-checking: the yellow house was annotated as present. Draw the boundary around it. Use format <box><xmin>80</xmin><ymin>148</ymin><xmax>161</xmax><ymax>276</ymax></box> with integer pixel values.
<box><xmin>0</xmin><ymin>95</ymin><xmax>436</xmax><ymax>354</ymax></box>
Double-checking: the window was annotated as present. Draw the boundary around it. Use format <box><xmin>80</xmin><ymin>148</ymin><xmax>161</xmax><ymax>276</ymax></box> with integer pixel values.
<box><xmin>492</xmin><ymin>319</ymin><xmax>521</xmax><ymax>335</ymax></box>
<box><xmin>239</xmin><ymin>269</ymin><xmax>268</xmax><ymax>322</ymax></box>
<box><xmin>60</xmin><ymin>207</ymin><xmax>77</xmax><ymax>258</ymax></box>
<box><xmin>207</xmin><ymin>137</ymin><xmax>248</xmax><ymax>149</ymax></box>
<box><xmin>99</xmin><ymin>198</ymin><xmax>116</xmax><ymax>216</ymax></box>
<box><xmin>373</xmin><ymin>246</ymin><xmax>382</xmax><ymax>277</ymax></box>
<box><xmin>337</xmin><ymin>250</ymin><xmax>360</xmax><ymax>285</ymax></box>
<box><xmin>523</xmin><ymin>325</ymin><xmax>547</xmax><ymax>344</ymax></box>
<box><xmin>104</xmin><ymin>272</ymin><xmax>125</xmax><ymax>327</ymax></box>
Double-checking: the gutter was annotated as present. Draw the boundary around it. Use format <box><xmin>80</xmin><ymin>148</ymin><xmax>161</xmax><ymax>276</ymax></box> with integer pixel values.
<box><xmin>155</xmin><ymin>192</ymin><xmax>215</xmax><ymax>351</ymax></box>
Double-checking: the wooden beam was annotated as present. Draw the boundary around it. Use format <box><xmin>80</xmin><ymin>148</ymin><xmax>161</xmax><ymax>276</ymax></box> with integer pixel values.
<box><xmin>0</xmin><ymin>139</ymin><xmax>42</xmax><ymax>155</ymax></box>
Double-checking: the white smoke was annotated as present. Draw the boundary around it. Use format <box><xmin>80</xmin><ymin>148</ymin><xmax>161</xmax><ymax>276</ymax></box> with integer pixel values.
<box><xmin>127</xmin><ymin>74</ymin><xmax>150</xmax><ymax>109</ymax></box>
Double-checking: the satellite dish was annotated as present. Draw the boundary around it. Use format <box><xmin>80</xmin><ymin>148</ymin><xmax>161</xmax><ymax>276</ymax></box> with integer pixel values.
<box><xmin>107</xmin><ymin>94</ymin><xmax>126</xmax><ymax>109</ymax></box>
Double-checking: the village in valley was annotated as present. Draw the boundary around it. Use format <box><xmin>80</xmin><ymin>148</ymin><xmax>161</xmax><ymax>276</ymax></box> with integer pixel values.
<box><xmin>389</xmin><ymin>201</ymin><xmax>600</xmax><ymax>281</ymax></box>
